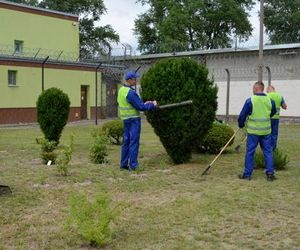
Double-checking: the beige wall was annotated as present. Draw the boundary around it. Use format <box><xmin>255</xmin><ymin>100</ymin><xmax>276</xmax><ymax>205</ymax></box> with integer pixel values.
<box><xmin>0</xmin><ymin>64</ymin><xmax>100</xmax><ymax>120</ymax></box>
<box><xmin>0</xmin><ymin>5</ymin><xmax>79</xmax><ymax>59</ymax></box>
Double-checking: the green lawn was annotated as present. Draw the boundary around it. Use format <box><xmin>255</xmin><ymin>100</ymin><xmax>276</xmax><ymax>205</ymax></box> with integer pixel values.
<box><xmin>0</xmin><ymin>121</ymin><xmax>299</xmax><ymax>250</ymax></box>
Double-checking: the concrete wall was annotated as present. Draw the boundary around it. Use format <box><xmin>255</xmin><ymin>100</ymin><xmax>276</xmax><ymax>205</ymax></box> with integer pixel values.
<box><xmin>215</xmin><ymin>80</ymin><xmax>297</xmax><ymax>117</ymax></box>
<box><xmin>206</xmin><ymin>51</ymin><xmax>300</xmax><ymax>117</ymax></box>
<box><xmin>115</xmin><ymin>45</ymin><xmax>300</xmax><ymax>117</ymax></box>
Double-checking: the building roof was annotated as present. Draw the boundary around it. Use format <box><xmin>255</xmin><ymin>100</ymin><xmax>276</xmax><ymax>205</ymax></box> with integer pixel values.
<box><xmin>0</xmin><ymin>0</ymin><xmax>78</xmax><ymax>21</ymax></box>
<box><xmin>130</xmin><ymin>43</ymin><xmax>300</xmax><ymax>60</ymax></box>
<box><xmin>0</xmin><ymin>55</ymin><xmax>125</xmax><ymax>72</ymax></box>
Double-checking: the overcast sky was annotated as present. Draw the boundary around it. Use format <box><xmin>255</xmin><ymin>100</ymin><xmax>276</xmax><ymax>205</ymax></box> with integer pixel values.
<box><xmin>100</xmin><ymin>0</ymin><xmax>266</xmax><ymax>52</ymax></box>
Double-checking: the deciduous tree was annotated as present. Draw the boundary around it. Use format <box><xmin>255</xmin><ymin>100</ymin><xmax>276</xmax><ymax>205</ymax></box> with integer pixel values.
<box><xmin>135</xmin><ymin>0</ymin><xmax>254</xmax><ymax>54</ymax></box>
<box><xmin>264</xmin><ymin>0</ymin><xmax>300</xmax><ymax>44</ymax></box>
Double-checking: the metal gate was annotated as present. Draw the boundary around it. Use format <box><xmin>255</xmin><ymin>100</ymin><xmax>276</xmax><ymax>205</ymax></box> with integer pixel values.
<box><xmin>103</xmin><ymin>74</ymin><xmax>120</xmax><ymax>118</ymax></box>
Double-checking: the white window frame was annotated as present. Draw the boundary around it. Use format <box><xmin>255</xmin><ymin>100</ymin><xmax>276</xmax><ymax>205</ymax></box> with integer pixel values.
<box><xmin>8</xmin><ymin>70</ymin><xmax>17</xmax><ymax>86</ymax></box>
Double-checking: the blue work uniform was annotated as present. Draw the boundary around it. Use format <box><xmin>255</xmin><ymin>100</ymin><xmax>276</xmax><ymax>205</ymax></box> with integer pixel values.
<box><xmin>117</xmin><ymin>84</ymin><xmax>155</xmax><ymax>170</ymax></box>
<box><xmin>238</xmin><ymin>93</ymin><xmax>276</xmax><ymax>178</ymax></box>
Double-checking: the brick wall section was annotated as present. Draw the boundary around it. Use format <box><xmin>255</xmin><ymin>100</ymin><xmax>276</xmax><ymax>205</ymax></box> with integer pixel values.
<box><xmin>0</xmin><ymin>108</ymin><xmax>37</xmax><ymax>124</ymax></box>
<box><xmin>0</xmin><ymin>107</ymin><xmax>107</xmax><ymax>124</ymax></box>
<box><xmin>90</xmin><ymin>107</ymin><xmax>106</xmax><ymax>120</ymax></box>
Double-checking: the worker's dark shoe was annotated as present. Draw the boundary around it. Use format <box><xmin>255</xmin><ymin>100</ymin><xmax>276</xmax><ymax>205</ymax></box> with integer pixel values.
<box><xmin>238</xmin><ymin>174</ymin><xmax>251</xmax><ymax>180</ymax></box>
<box><xmin>266</xmin><ymin>174</ymin><xmax>277</xmax><ymax>182</ymax></box>
<box><xmin>120</xmin><ymin>166</ymin><xmax>129</xmax><ymax>171</ymax></box>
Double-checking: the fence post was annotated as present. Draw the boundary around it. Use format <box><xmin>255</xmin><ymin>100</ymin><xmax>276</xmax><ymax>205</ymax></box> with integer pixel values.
<box><xmin>41</xmin><ymin>56</ymin><xmax>49</xmax><ymax>92</ymax></box>
<box><xmin>95</xmin><ymin>63</ymin><xmax>102</xmax><ymax>125</ymax></box>
<box><xmin>266</xmin><ymin>66</ymin><xmax>271</xmax><ymax>86</ymax></box>
<box><xmin>225</xmin><ymin>68</ymin><xmax>231</xmax><ymax>123</ymax></box>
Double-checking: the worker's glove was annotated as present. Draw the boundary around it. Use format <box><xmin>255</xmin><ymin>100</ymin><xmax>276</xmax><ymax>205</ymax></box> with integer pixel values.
<box><xmin>144</xmin><ymin>100</ymin><xmax>158</xmax><ymax>106</ymax></box>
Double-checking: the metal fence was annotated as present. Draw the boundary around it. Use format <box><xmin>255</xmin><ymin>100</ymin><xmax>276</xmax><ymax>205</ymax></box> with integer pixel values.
<box><xmin>0</xmin><ymin>43</ymin><xmax>79</xmax><ymax>62</ymax></box>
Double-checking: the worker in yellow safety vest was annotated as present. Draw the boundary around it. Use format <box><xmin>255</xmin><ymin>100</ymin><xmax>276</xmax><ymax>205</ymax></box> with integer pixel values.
<box><xmin>238</xmin><ymin>81</ymin><xmax>277</xmax><ymax>181</ymax></box>
<box><xmin>117</xmin><ymin>71</ymin><xmax>157</xmax><ymax>171</ymax></box>
<box><xmin>266</xmin><ymin>85</ymin><xmax>287</xmax><ymax>151</ymax></box>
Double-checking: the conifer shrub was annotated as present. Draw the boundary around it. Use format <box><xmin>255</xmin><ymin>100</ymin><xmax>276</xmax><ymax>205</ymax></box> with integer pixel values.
<box><xmin>56</xmin><ymin>135</ymin><xmax>74</xmax><ymax>176</ymax></box>
<box><xmin>90</xmin><ymin>128</ymin><xmax>108</xmax><ymax>164</ymax></box>
<box><xmin>196</xmin><ymin>122</ymin><xmax>235</xmax><ymax>154</ymax></box>
<box><xmin>141</xmin><ymin>57</ymin><xmax>218</xmax><ymax>164</ymax></box>
<box><xmin>254</xmin><ymin>148</ymin><xmax>289</xmax><ymax>170</ymax></box>
<box><xmin>66</xmin><ymin>193</ymin><xmax>119</xmax><ymax>247</ymax></box>
<box><xmin>36</xmin><ymin>87</ymin><xmax>70</xmax><ymax>144</ymax></box>
<box><xmin>36</xmin><ymin>136</ymin><xmax>58</xmax><ymax>164</ymax></box>
<box><xmin>102</xmin><ymin>120</ymin><xmax>123</xmax><ymax>145</ymax></box>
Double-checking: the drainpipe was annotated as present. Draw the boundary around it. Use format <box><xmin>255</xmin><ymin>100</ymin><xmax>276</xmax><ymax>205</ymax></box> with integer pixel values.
<box><xmin>95</xmin><ymin>63</ymin><xmax>102</xmax><ymax>125</ymax></box>
<box><xmin>41</xmin><ymin>56</ymin><xmax>49</xmax><ymax>92</ymax></box>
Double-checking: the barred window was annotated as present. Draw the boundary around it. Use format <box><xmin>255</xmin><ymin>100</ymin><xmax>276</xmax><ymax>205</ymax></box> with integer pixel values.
<box><xmin>8</xmin><ymin>70</ymin><xmax>17</xmax><ymax>86</ymax></box>
<box><xmin>14</xmin><ymin>40</ymin><xmax>23</xmax><ymax>54</ymax></box>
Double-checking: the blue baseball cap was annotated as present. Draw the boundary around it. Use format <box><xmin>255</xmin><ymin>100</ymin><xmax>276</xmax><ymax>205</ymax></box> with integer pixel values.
<box><xmin>125</xmin><ymin>71</ymin><xmax>139</xmax><ymax>80</ymax></box>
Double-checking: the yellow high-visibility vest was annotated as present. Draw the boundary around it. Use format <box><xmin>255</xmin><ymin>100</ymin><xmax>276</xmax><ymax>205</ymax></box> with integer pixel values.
<box><xmin>117</xmin><ymin>86</ymin><xmax>140</xmax><ymax>120</ymax></box>
<box><xmin>247</xmin><ymin>95</ymin><xmax>272</xmax><ymax>135</ymax></box>
<box><xmin>268</xmin><ymin>92</ymin><xmax>282</xmax><ymax>119</ymax></box>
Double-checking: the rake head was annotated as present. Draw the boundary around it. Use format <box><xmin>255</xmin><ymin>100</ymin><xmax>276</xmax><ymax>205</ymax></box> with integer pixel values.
<box><xmin>0</xmin><ymin>185</ymin><xmax>12</xmax><ymax>196</ymax></box>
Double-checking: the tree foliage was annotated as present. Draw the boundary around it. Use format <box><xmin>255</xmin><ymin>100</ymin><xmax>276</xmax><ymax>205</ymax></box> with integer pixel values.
<box><xmin>8</xmin><ymin>0</ymin><xmax>38</xmax><ymax>5</ymax></box>
<box><xmin>141</xmin><ymin>58</ymin><xmax>218</xmax><ymax>164</ymax></box>
<box><xmin>79</xmin><ymin>18</ymin><xmax>119</xmax><ymax>58</ymax></box>
<box><xmin>135</xmin><ymin>0</ymin><xmax>255</xmax><ymax>54</ymax></box>
<box><xmin>6</xmin><ymin>0</ymin><xmax>119</xmax><ymax>57</ymax></box>
<box><xmin>38</xmin><ymin>0</ymin><xmax>106</xmax><ymax>18</ymax></box>
<box><xmin>264</xmin><ymin>0</ymin><xmax>300</xmax><ymax>44</ymax></box>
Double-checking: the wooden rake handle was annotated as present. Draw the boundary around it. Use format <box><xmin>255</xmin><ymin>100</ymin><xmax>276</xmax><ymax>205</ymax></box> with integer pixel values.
<box><xmin>202</xmin><ymin>128</ymin><xmax>240</xmax><ymax>175</ymax></box>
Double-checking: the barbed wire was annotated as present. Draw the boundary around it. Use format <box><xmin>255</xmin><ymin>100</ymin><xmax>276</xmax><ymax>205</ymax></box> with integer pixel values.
<box><xmin>1</xmin><ymin>41</ymin><xmax>299</xmax><ymax>118</ymax></box>
<box><xmin>0</xmin><ymin>43</ymin><xmax>79</xmax><ymax>61</ymax></box>
<box><xmin>1</xmin><ymin>41</ymin><xmax>299</xmax><ymax>83</ymax></box>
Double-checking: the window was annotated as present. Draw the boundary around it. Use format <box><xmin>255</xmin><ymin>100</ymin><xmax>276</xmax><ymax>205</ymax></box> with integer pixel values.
<box><xmin>14</xmin><ymin>40</ymin><xmax>23</xmax><ymax>54</ymax></box>
<box><xmin>8</xmin><ymin>70</ymin><xmax>17</xmax><ymax>86</ymax></box>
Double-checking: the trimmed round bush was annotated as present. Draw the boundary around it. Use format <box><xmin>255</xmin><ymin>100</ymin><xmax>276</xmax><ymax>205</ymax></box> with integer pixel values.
<box><xmin>102</xmin><ymin>120</ymin><xmax>123</xmax><ymax>145</ymax></box>
<box><xmin>195</xmin><ymin>122</ymin><xmax>235</xmax><ymax>154</ymax></box>
<box><xmin>37</xmin><ymin>87</ymin><xmax>70</xmax><ymax>144</ymax></box>
<box><xmin>141</xmin><ymin>57</ymin><xmax>218</xmax><ymax>164</ymax></box>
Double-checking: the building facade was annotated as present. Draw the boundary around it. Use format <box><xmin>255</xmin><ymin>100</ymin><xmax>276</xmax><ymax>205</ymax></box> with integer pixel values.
<box><xmin>0</xmin><ymin>0</ymin><xmax>104</xmax><ymax>124</ymax></box>
<box><xmin>1</xmin><ymin>0</ymin><xmax>299</xmax><ymax>124</ymax></box>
